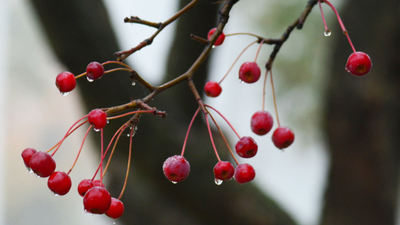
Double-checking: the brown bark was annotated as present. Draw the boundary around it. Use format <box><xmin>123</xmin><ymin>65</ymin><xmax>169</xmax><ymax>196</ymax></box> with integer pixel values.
<box><xmin>321</xmin><ymin>0</ymin><xmax>400</xmax><ymax>224</ymax></box>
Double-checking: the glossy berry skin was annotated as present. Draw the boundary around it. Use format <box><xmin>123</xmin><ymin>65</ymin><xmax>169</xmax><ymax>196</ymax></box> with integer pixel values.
<box><xmin>163</xmin><ymin>155</ymin><xmax>190</xmax><ymax>183</ymax></box>
<box><xmin>235</xmin><ymin>136</ymin><xmax>258</xmax><ymax>158</ymax></box>
<box><xmin>106</xmin><ymin>198</ymin><xmax>125</xmax><ymax>219</ymax></box>
<box><xmin>83</xmin><ymin>186</ymin><xmax>112</xmax><ymax>214</ymax></box>
<box><xmin>56</xmin><ymin>71</ymin><xmax>76</xmax><ymax>93</ymax></box>
<box><xmin>213</xmin><ymin>161</ymin><xmax>235</xmax><ymax>181</ymax></box>
<box><xmin>272</xmin><ymin>126</ymin><xmax>295</xmax><ymax>149</ymax></box>
<box><xmin>93</xmin><ymin>179</ymin><xmax>105</xmax><ymax>187</ymax></box>
<box><xmin>21</xmin><ymin>148</ymin><xmax>37</xmax><ymax>169</ymax></box>
<box><xmin>204</xmin><ymin>81</ymin><xmax>222</xmax><ymax>97</ymax></box>
<box><xmin>234</xmin><ymin>163</ymin><xmax>256</xmax><ymax>184</ymax></box>
<box><xmin>78</xmin><ymin>179</ymin><xmax>94</xmax><ymax>197</ymax></box>
<box><xmin>345</xmin><ymin>51</ymin><xmax>372</xmax><ymax>76</ymax></box>
<box><xmin>86</xmin><ymin>62</ymin><xmax>105</xmax><ymax>81</ymax></box>
<box><xmin>239</xmin><ymin>62</ymin><xmax>261</xmax><ymax>83</ymax></box>
<box><xmin>207</xmin><ymin>28</ymin><xmax>225</xmax><ymax>46</ymax></box>
<box><xmin>47</xmin><ymin>171</ymin><xmax>72</xmax><ymax>196</ymax></box>
<box><xmin>29</xmin><ymin>151</ymin><xmax>56</xmax><ymax>178</ymax></box>
<box><xmin>251</xmin><ymin>111</ymin><xmax>274</xmax><ymax>135</ymax></box>
<box><xmin>88</xmin><ymin>109</ymin><xmax>107</xmax><ymax>130</ymax></box>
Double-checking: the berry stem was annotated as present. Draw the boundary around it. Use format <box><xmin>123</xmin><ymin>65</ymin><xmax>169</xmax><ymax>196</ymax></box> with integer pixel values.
<box><xmin>204</xmin><ymin>110</ymin><xmax>221</xmax><ymax>162</ymax></box>
<box><xmin>67</xmin><ymin>125</ymin><xmax>92</xmax><ymax>175</ymax></box>
<box><xmin>219</xmin><ymin>41</ymin><xmax>257</xmax><ymax>84</ymax></box>
<box><xmin>100</xmin><ymin>128</ymin><xmax>104</xmax><ymax>185</ymax></box>
<box><xmin>269</xmin><ymin>70</ymin><xmax>281</xmax><ymax>127</ymax></box>
<box><xmin>254</xmin><ymin>40</ymin><xmax>264</xmax><ymax>62</ymax></box>
<box><xmin>181</xmin><ymin>107</ymin><xmax>201</xmax><ymax>156</ymax></box>
<box><xmin>318</xmin><ymin>0</ymin><xmax>330</xmax><ymax>35</ymax></box>
<box><xmin>118</xmin><ymin>125</ymin><xmax>134</xmax><ymax>200</ymax></box>
<box><xmin>207</xmin><ymin>110</ymin><xmax>239</xmax><ymax>165</ymax></box>
<box><xmin>262</xmin><ymin>70</ymin><xmax>269</xmax><ymax>111</ymax></box>
<box><xmin>204</xmin><ymin>104</ymin><xmax>241</xmax><ymax>139</ymax></box>
<box><xmin>107</xmin><ymin>110</ymin><xmax>156</xmax><ymax>120</ymax></box>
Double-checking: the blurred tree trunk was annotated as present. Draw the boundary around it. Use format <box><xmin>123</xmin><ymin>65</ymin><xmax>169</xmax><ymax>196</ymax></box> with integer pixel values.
<box><xmin>30</xmin><ymin>0</ymin><xmax>296</xmax><ymax>224</ymax></box>
<box><xmin>321</xmin><ymin>0</ymin><xmax>400</xmax><ymax>224</ymax></box>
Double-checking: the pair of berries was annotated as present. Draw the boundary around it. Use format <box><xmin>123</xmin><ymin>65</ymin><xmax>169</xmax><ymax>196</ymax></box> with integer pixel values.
<box><xmin>163</xmin><ymin>155</ymin><xmax>256</xmax><ymax>184</ymax></box>
<box><xmin>55</xmin><ymin>62</ymin><xmax>105</xmax><ymax>94</ymax></box>
<box><xmin>78</xmin><ymin>179</ymin><xmax>124</xmax><ymax>219</ymax></box>
<box><xmin>21</xmin><ymin>148</ymin><xmax>72</xmax><ymax>196</ymax></box>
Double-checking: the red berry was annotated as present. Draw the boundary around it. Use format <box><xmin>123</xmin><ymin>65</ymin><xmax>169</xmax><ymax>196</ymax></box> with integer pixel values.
<box><xmin>106</xmin><ymin>197</ymin><xmax>125</xmax><ymax>219</ymax></box>
<box><xmin>93</xmin><ymin>179</ymin><xmax>105</xmax><ymax>187</ymax></box>
<box><xmin>83</xmin><ymin>186</ymin><xmax>112</xmax><ymax>214</ymax></box>
<box><xmin>204</xmin><ymin>81</ymin><xmax>222</xmax><ymax>97</ymax></box>
<box><xmin>235</xmin><ymin>136</ymin><xmax>258</xmax><ymax>158</ymax></box>
<box><xmin>86</xmin><ymin>62</ymin><xmax>105</xmax><ymax>81</ymax></box>
<box><xmin>55</xmin><ymin>71</ymin><xmax>76</xmax><ymax>94</ymax></box>
<box><xmin>78</xmin><ymin>179</ymin><xmax>94</xmax><ymax>197</ymax></box>
<box><xmin>234</xmin><ymin>163</ymin><xmax>256</xmax><ymax>184</ymax></box>
<box><xmin>47</xmin><ymin>171</ymin><xmax>72</xmax><ymax>196</ymax></box>
<box><xmin>251</xmin><ymin>111</ymin><xmax>274</xmax><ymax>135</ymax></box>
<box><xmin>88</xmin><ymin>109</ymin><xmax>107</xmax><ymax>130</ymax></box>
<box><xmin>163</xmin><ymin>155</ymin><xmax>190</xmax><ymax>183</ymax></box>
<box><xmin>345</xmin><ymin>51</ymin><xmax>372</xmax><ymax>76</ymax></box>
<box><xmin>272</xmin><ymin>126</ymin><xmax>295</xmax><ymax>149</ymax></box>
<box><xmin>239</xmin><ymin>62</ymin><xmax>261</xmax><ymax>83</ymax></box>
<box><xmin>29</xmin><ymin>151</ymin><xmax>56</xmax><ymax>178</ymax></box>
<box><xmin>213</xmin><ymin>161</ymin><xmax>235</xmax><ymax>181</ymax></box>
<box><xmin>21</xmin><ymin>148</ymin><xmax>37</xmax><ymax>169</ymax></box>
<box><xmin>207</xmin><ymin>28</ymin><xmax>225</xmax><ymax>46</ymax></box>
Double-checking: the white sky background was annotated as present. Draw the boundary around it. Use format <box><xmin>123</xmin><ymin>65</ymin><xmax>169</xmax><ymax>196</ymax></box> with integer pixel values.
<box><xmin>0</xmin><ymin>0</ymin><xmax>337</xmax><ymax>224</ymax></box>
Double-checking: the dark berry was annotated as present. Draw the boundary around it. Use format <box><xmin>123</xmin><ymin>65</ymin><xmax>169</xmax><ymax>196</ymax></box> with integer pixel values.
<box><xmin>88</xmin><ymin>109</ymin><xmax>107</xmax><ymax>130</ymax></box>
<box><xmin>204</xmin><ymin>81</ymin><xmax>222</xmax><ymax>97</ymax></box>
<box><xmin>234</xmin><ymin>163</ymin><xmax>256</xmax><ymax>184</ymax></box>
<box><xmin>239</xmin><ymin>62</ymin><xmax>261</xmax><ymax>83</ymax></box>
<box><xmin>55</xmin><ymin>71</ymin><xmax>76</xmax><ymax>94</ymax></box>
<box><xmin>86</xmin><ymin>62</ymin><xmax>105</xmax><ymax>81</ymax></box>
<box><xmin>213</xmin><ymin>161</ymin><xmax>235</xmax><ymax>181</ymax></box>
<box><xmin>272</xmin><ymin>126</ymin><xmax>295</xmax><ymax>149</ymax></box>
<box><xmin>83</xmin><ymin>186</ymin><xmax>112</xmax><ymax>214</ymax></box>
<box><xmin>29</xmin><ymin>151</ymin><xmax>56</xmax><ymax>178</ymax></box>
<box><xmin>21</xmin><ymin>148</ymin><xmax>37</xmax><ymax>169</ymax></box>
<box><xmin>106</xmin><ymin>197</ymin><xmax>125</xmax><ymax>219</ymax></box>
<box><xmin>163</xmin><ymin>155</ymin><xmax>190</xmax><ymax>183</ymax></box>
<box><xmin>345</xmin><ymin>51</ymin><xmax>372</xmax><ymax>76</ymax></box>
<box><xmin>47</xmin><ymin>171</ymin><xmax>72</xmax><ymax>196</ymax></box>
<box><xmin>78</xmin><ymin>179</ymin><xmax>94</xmax><ymax>197</ymax></box>
<box><xmin>207</xmin><ymin>28</ymin><xmax>225</xmax><ymax>46</ymax></box>
<box><xmin>251</xmin><ymin>111</ymin><xmax>273</xmax><ymax>135</ymax></box>
<box><xmin>235</xmin><ymin>136</ymin><xmax>258</xmax><ymax>158</ymax></box>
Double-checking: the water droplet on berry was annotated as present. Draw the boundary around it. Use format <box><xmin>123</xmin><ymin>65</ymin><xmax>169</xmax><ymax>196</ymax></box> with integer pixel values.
<box><xmin>26</xmin><ymin>167</ymin><xmax>33</xmax><ymax>173</ymax></box>
<box><xmin>238</xmin><ymin>79</ymin><xmax>244</xmax><ymax>83</ymax></box>
<box><xmin>171</xmin><ymin>181</ymin><xmax>177</xmax><ymax>184</ymax></box>
<box><xmin>212</xmin><ymin>45</ymin><xmax>216</xmax><ymax>49</ymax></box>
<box><xmin>53</xmin><ymin>192</ymin><xmax>60</xmax><ymax>197</ymax></box>
<box><xmin>214</xmin><ymin>179</ymin><xmax>223</xmax><ymax>185</ymax></box>
<box><xmin>107</xmin><ymin>119</ymin><xmax>110</xmax><ymax>124</ymax></box>
<box><xmin>87</xmin><ymin>77</ymin><xmax>94</xmax><ymax>82</ymax></box>
<box><xmin>60</xmin><ymin>92</ymin><xmax>70</xmax><ymax>96</ymax></box>
<box><xmin>324</xmin><ymin>30</ymin><xmax>331</xmax><ymax>37</ymax></box>
<box><xmin>94</xmin><ymin>128</ymin><xmax>100</xmax><ymax>132</ymax></box>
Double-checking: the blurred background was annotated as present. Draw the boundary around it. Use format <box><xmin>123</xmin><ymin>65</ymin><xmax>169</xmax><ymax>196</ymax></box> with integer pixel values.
<box><xmin>1</xmin><ymin>0</ymin><xmax>399</xmax><ymax>225</ymax></box>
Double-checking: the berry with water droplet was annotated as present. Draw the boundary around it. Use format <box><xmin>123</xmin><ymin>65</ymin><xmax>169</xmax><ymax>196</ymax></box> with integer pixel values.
<box><xmin>163</xmin><ymin>155</ymin><xmax>190</xmax><ymax>183</ymax></box>
<box><xmin>56</xmin><ymin>71</ymin><xmax>76</xmax><ymax>93</ymax></box>
<box><xmin>213</xmin><ymin>161</ymin><xmax>235</xmax><ymax>181</ymax></box>
<box><xmin>21</xmin><ymin>148</ymin><xmax>37</xmax><ymax>169</ymax></box>
<box><xmin>234</xmin><ymin>163</ymin><xmax>255</xmax><ymax>184</ymax></box>
<box><xmin>29</xmin><ymin>151</ymin><xmax>56</xmax><ymax>178</ymax></box>
<box><xmin>86</xmin><ymin>62</ymin><xmax>105</xmax><ymax>81</ymax></box>
<box><xmin>345</xmin><ymin>51</ymin><xmax>372</xmax><ymax>76</ymax></box>
<box><xmin>251</xmin><ymin>111</ymin><xmax>274</xmax><ymax>135</ymax></box>
<box><xmin>47</xmin><ymin>171</ymin><xmax>72</xmax><ymax>196</ymax></box>
<box><xmin>88</xmin><ymin>109</ymin><xmax>108</xmax><ymax>130</ymax></box>
<box><xmin>272</xmin><ymin>126</ymin><xmax>295</xmax><ymax>149</ymax></box>
<box><xmin>204</xmin><ymin>81</ymin><xmax>222</xmax><ymax>97</ymax></box>
<box><xmin>106</xmin><ymin>197</ymin><xmax>124</xmax><ymax>219</ymax></box>
<box><xmin>207</xmin><ymin>28</ymin><xmax>225</xmax><ymax>46</ymax></box>
<box><xmin>239</xmin><ymin>62</ymin><xmax>261</xmax><ymax>83</ymax></box>
<box><xmin>235</xmin><ymin>136</ymin><xmax>258</xmax><ymax>158</ymax></box>
<box><xmin>78</xmin><ymin>179</ymin><xmax>94</xmax><ymax>197</ymax></box>
<box><xmin>83</xmin><ymin>186</ymin><xmax>112</xmax><ymax>214</ymax></box>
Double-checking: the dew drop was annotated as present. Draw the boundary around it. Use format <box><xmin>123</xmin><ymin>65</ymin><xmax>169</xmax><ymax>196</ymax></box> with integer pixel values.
<box><xmin>87</xmin><ymin>77</ymin><xmax>94</xmax><ymax>82</ymax></box>
<box><xmin>126</xmin><ymin>134</ymin><xmax>130</xmax><ymax>137</ymax></box>
<box><xmin>171</xmin><ymin>181</ymin><xmax>177</xmax><ymax>184</ymax></box>
<box><xmin>238</xmin><ymin>79</ymin><xmax>244</xmax><ymax>83</ymax></box>
<box><xmin>53</xmin><ymin>192</ymin><xmax>60</xmax><ymax>197</ymax></box>
<box><xmin>60</xmin><ymin>92</ymin><xmax>70</xmax><ymax>96</ymax></box>
<box><xmin>324</xmin><ymin>30</ymin><xmax>331</xmax><ymax>37</ymax></box>
<box><xmin>26</xmin><ymin>167</ymin><xmax>33</xmax><ymax>173</ymax></box>
<box><xmin>113</xmin><ymin>222</ymin><xmax>116</xmax><ymax>225</ymax></box>
<box><xmin>214</xmin><ymin>179</ymin><xmax>223</xmax><ymax>185</ymax></box>
<box><xmin>94</xmin><ymin>128</ymin><xmax>100</xmax><ymax>132</ymax></box>
<box><xmin>107</xmin><ymin>119</ymin><xmax>110</xmax><ymax>124</ymax></box>
<box><xmin>132</xmin><ymin>81</ymin><xmax>136</xmax><ymax>86</ymax></box>
<box><xmin>212</xmin><ymin>45</ymin><xmax>216</xmax><ymax>49</ymax></box>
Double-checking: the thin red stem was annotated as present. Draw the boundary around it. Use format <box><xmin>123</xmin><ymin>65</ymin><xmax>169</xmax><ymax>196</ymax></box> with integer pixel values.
<box><xmin>118</xmin><ymin>125</ymin><xmax>134</xmax><ymax>200</ymax></box>
<box><xmin>204</xmin><ymin>104</ymin><xmax>241</xmax><ymax>139</ymax></box>
<box><xmin>100</xmin><ymin>129</ymin><xmax>104</xmax><ymax>185</ymax></box>
<box><xmin>181</xmin><ymin>107</ymin><xmax>201</xmax><ymax>156</ymax></box>
<box><xmin>318</xmin><ymin>0</ymin><xmax>330</xmax><ymax>35</ymax></box>
<box><xmin>262</xmin><ymin>70</ymin><xmax>269</xmax><ymax>111</ymax></box>
<box><xmin>204</xmin><ymin>111</ymin><xmax>221</xmax><ymax>162</ymax></box>
<box><xmin>254</xmin><ymin>40</ymin><xmax>264</xmax><ymax>62</ymax></box>
<box><xmin>67</xmin><ymin>125</ymin><xmax>92</xmax><ymax>175</ymax></box>
<box><xmin>270</xmin><ymin>70</ymin><xmax>281</xmax><ymax>127</ymax></box>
